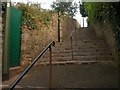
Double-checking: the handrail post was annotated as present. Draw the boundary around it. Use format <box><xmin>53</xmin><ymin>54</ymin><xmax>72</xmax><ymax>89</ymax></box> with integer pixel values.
<box><xmin>49</xmin><ymin>45</ymin><xmax>52</xmax><ymax>89</ymax></box>
<box><xmin>71</xmin><ymin>37</ymin><xmax>73</xmax><ymax>60</ymax></box>
<box><xmin>8</xmin><ymin>41</ymin><xmax>55</xmax><ymax>90</ymax></box>
<box><xmin>76</xmin><ymin>30</ymin><xmax>77</xmax><ymax>46</ymax></box>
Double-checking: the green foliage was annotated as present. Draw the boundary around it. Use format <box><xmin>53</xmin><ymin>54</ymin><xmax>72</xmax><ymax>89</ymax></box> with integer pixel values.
<box><xmin>2</xmin><ymin>2</ymin><xmax>7</xmax><ymax>13</ymax></box>
<box><xmin>51</xmin><ymin>0</ymin><xmax>78</xmax><ymax>17</ymax></box>
<box><xmin>17</xmin><ymin>3</ymin><xmax>52</xmax><ymax>30</ymax></box>
<box><xmin>84</xmin><ymin>2</ymin><xmax>120</xmax><ymax>29</ymax></box>
<box><xmin>84</xmin><ymin>2</ymin><xmax>120</xmax><ymax>43</ymax></box>
<box><xmin>84</xmin><ymin>3</ymin><xmax>104</xmax><ymax>23</ymax></box>
<box><xmin>83</xmin><ymin>2</ymin><xmax>120</xmax><ymax>62</ymax></box>
<box><xmin>79</xmin><ymin>3</ymin><xmax>87</xmax><ymax>17</ymax></box>
<box><xmin>17</xmin><ymin>3</ymin><xmax>36</xmax><ymax>30</ymax></box>
<box><xmin>39</xmin><ymin>11</ymin><xmax>52</xmax><ymax>26</ymax></box>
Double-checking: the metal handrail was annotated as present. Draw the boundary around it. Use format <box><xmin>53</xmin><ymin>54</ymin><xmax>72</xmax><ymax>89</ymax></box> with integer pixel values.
<box><xmin>8</xmin><ymin>41</ymin><xmax>55</xmax><ymax>90</ymax></box>
<box><xmin>70</xmin><ymin>30</ymin><xmax>75</xmax><ymax>38</ymax></box>
<box><xmin>70</xmin><ymin>29</ymin><xmax>77</xmax><ymax>60</ymax></box>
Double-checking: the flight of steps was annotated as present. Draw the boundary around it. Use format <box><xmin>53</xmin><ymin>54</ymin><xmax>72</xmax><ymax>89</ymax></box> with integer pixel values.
<box><xmin>36</xmin><ymin>28</ymin><xmax>113</xmax><ymax>66</ymax></box>
<box><xmin>2</xmin><ymin>28</ymin><xmax>116</xmax><ymax>90</ymax></box>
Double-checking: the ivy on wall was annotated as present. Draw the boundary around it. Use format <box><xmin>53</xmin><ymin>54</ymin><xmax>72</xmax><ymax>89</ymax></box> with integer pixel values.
<box><xmin>83</xmin><ymin>2</ymin><xmax>120</xmax><ymax>53</ymax></box>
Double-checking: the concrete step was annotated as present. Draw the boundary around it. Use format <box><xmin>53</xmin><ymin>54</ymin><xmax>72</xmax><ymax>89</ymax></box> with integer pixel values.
<box><xmin>25</xmin><ymin>86</ymin><xmax>49</xmax><ymax>89</ymax></box>
<box><xmin>54</xmin><ymin>46</ymin><xmax>109</xmax><ymax>51</ymax></box>
<box><xmin>36</xmin><ymin>60</ymin><xmax>114</xmax><ymax>66</ymax></box>
<box><xmin>40</xmin><ymin>55</ymin><xmax>113</xmax><ymax>63</ymax></box>
<box><xmin>17</xmin><ymin>63</ymin><xmax>118</xmax><ymax>88</ymax></box>
<box><xmin>61</xmin><ymin>41</ymin><xmax>106</xmax><ymax>44</ymax></box>
<box><xmin>52</xmin><ymin>48</ymin><xmax>111</xmax><ymax>53</ymax></box>
<box><xmin>43</xmin><ymin>52</ymin><xmax>112</xmax><ymax>58</ymax></box>
<box><xmin>2</xmin><ymin>85</ymin><xmax>23</xmax><ymax>90</ymax></box>
<box><xmin>59</xmin><ymin>44</ymin><xmax>108</xmax><ymax>48</ymax></box>
<box><xmin>55</xmin><ymin>43</ymin><xmax>108</xmax><ymax>48</ymax></box>
<box><xmin>72</xmin><ymin>37</ymin><xmax>101</xmax><ymax>39</ymax></box>
<box><xmin>2</xmin><ymin>86</ymin><xmax>48</xmax><ymax>90</ymax></box>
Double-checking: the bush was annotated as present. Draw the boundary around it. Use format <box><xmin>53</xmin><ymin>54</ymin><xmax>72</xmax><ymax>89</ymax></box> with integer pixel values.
<box><xmin>17</xmin><ymin>3</ymin><xmax>52</xmax><ymax>30</ymax></box>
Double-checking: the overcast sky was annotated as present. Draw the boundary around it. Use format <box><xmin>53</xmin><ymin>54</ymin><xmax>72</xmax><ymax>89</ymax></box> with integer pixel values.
<box><xmin>11</xmin><ymin>0</ymin><xmax>87</xmax><ymax>27</ymax></box>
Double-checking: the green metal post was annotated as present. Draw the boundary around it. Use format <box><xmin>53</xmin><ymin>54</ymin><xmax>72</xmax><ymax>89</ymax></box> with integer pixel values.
<box><xmin>2</xmin><ymin>2</ymin><xmax>11</xmax><ymax>81</ymax></box>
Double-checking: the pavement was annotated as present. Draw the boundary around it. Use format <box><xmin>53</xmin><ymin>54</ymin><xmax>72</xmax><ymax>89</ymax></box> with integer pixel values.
<box><xmin>2</xmin><ymin>62</ymin><xmax>119</xmax><ymax>89</ymax></box>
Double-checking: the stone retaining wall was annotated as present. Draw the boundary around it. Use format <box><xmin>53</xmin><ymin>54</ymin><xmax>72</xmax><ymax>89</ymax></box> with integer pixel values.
<box><xmin>21</xmin><ymin>14</ymin><xmax>80</xmax><ymax>66</ymax></box>
<box><xmin>91</xmin><ymin>22</ymin><xmax>117</xmax><ymax>61</ymax></box>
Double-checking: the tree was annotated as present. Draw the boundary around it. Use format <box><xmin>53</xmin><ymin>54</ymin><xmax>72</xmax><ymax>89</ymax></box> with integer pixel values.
<box><xmin>79</xmin><ymin>3</ymin><xmax>87</xmax><ymax>17</ymax></box>
<box><xmin>51</xmin><ymin>0</ymin><xmax>78</xmax><ymax>17</ymax></box>
<box><xmin>51</xmin><ymin>0</ymin><xmax>78</xmax><ymax>43</ymax></box>
<box><xmin>79</xmin><ymin>3</ymin><xmax>87</xmax><ymax>27</ymax></box>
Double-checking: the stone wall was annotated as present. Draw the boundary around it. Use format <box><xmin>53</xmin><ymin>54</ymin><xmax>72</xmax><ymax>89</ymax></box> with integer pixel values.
<box><xmin>91</xmin><ymin>22</ymin><xmax>117</xmax><ymax>60</ymax></box>
<box><xmin>20</xmin><ymin>14</ymin><xmax>80</xmax><ymax>66</ymax></box>
<box><xmin>60</xmin><ymin>16</ymin><xmax>80</xmax><ymax>42</ymax></box>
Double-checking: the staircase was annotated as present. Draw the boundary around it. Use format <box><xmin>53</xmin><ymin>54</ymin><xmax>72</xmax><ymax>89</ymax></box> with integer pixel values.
<box><xmin>38</xmin><ymin>28</ymin><xmax>113</xmax><ymax>65</ymax></box>
<box><xmin>2</xmin><ymin>28</ymin><xmax>118</xmax><ymax>89</ymax></box>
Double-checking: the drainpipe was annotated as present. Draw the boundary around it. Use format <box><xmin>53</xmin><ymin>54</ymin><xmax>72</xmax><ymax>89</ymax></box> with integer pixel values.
<box><xmin>2</xmin><ymin>2</ymin><xmax>11</xmax><ymax>81</ymax></box>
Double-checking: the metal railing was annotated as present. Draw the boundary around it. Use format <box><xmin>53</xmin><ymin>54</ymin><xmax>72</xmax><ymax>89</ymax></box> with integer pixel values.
<box><xmin>8</xmin><ymin>41</ymin><xmax>55</xmax><ymax>90</ymax></box>
<box><xmin>70</xmin><ymin>29</ymin><xmax>77</xmax><ymax>60</ymax></box>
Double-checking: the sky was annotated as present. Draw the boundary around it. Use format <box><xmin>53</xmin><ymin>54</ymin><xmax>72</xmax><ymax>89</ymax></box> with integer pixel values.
<box><xmin>11</xmin><ymin>0</ymin><xmax>87</xmax><ymax>27</ymax></box>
